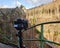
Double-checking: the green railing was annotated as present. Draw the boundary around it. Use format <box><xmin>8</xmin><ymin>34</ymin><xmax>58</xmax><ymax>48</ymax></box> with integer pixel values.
<box><xmin>23</xmin><ymin>20</ymin><xmax>60</xmax><ymax>48</ymax></box>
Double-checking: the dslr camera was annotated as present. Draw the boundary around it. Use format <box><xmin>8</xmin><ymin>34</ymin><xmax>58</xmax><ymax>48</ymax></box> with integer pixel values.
<box><xmin>14</xmin><ymin>18</ymin><xmax>28</xmax><ymax>30</ymax></box>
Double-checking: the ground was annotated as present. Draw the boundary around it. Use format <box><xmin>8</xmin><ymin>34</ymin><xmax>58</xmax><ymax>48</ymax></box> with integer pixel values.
<box><xmin>0</xmin><ymin>43</ymin><xmax>16</xmax><ymax>48</ymax></box>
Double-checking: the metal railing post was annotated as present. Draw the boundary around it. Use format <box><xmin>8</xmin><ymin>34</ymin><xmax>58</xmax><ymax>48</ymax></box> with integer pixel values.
<box><xmin>40</xmin><ymin>24</ymin><xmax>44</xmax><ymax>48</ymax></box>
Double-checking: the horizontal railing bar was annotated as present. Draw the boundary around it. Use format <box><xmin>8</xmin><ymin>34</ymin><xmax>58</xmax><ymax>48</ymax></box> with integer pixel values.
<box><xmin>23</xmin><ymin>39</ymin><xmax>60</xmax><ymax>46</ymax></box>
<box><xmin>23</xmin><ymin>39</ymin><xmax>40</xmax><ymax>41</ymax></box>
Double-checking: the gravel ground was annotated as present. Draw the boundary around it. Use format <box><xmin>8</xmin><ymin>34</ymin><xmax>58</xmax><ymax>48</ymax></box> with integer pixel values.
<box><xmin>0</xmin><ymin>43</ymin><xmax>17</xmax><ymax>48</ymax></box>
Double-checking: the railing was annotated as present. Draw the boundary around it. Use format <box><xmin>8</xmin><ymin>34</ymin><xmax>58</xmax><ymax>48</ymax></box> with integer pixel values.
<box><xmin>23</xmin><ymin>21</ymin><xmax>60</xmax><ymax>48</ymax></box>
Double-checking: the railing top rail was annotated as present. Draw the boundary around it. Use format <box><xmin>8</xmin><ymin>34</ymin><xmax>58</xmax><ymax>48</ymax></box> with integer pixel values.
<box><xmin>24</xmin><ymin>21</ymin><xmax>60</xmax><ymax>31</ymax></box>
<box><xmin>40</xmin><ymin>20</ymin><xmax>60</xmax><ymax>24</ymax></box>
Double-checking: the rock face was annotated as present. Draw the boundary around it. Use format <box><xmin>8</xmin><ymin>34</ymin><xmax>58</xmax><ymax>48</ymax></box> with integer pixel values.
<box><xmin>26</xmin><ymin>0</ymin><xmax>60</xmax><ymax>48</ymax></box>
<box><xmin>0</xmin><ymin>6</ymin><xmax>26</xmax><ymax>45</ymax></box>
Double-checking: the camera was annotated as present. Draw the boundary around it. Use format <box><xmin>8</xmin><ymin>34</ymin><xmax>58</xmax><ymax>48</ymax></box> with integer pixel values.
<box><xmin>14</xmin><ymin>18</ymin><xmax>28</xmax><ymax>30</ymax></box>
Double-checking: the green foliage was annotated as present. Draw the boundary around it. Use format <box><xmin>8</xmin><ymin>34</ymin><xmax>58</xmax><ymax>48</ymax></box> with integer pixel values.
<box><xmin>0</xmin><ymin>28</ymin><xmax>4</xmax><ymax>34</ymax></box>
<box><xmin>48</xmin><ymin>29</ymin><xmax>50</xmax><ymax>33</ymax></box>
<box><xmin>54</xmin><ymin>31</ymin><xmax>58</xmax><ymax>36</ymax></box>
<box><xmin>0</xmin><ymin>28</ymin><xmax>1</xmax><ymax>32</ymax></box>
<box><xmin>35</xmin><ymin>29</ymin><xmax>41</xmax><ymax>34</ymax></box>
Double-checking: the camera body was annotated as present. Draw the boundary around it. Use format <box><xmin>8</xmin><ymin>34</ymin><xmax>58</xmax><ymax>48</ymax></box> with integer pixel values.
<box><xmin>14</xmin><ymin>18</ymin><xmax>28</xmax><ymax>30</ymax></box>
